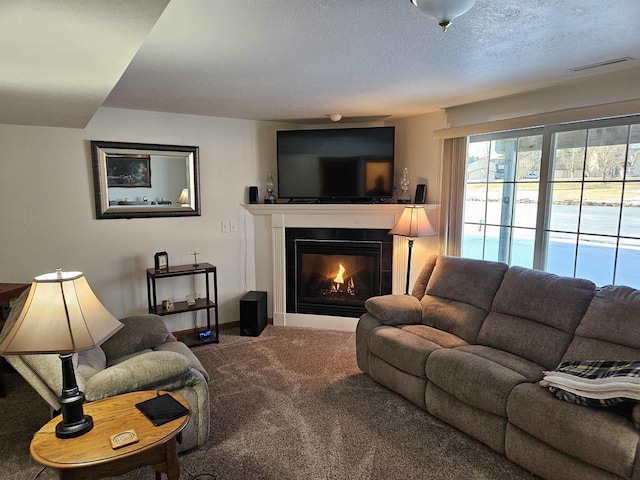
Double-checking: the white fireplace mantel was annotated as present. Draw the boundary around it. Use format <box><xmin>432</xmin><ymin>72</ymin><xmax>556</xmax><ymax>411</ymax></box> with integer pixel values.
<box><xmin>244</xmin><ymin>203</ymin><xmax>439</xmax><ymax>331</ymax></box>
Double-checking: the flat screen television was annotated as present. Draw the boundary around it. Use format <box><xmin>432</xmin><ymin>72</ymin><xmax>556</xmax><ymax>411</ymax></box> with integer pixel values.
<box><xmin>277</xmin><ymin>126</ymin><xmax>395</xmax><ymax>201</ymax></box>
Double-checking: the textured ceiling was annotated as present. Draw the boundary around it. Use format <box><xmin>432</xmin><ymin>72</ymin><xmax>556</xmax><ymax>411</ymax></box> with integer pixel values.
<box><xmin>0</xmin><ymin>0</ymin><xmax>169</xmax><ymax>127</ymax></box>
<box><xmin>103</xmin><ymin>0</ymin><xmax>640</xmax><ymax>122</ymax></box>
<box><xmin>2</xmin><ymin>0</ymin><xmax>640</xmax><ymax>128</ymax></box>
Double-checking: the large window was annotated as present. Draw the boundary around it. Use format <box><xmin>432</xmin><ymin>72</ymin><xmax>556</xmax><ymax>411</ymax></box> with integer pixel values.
<box><xmin>462</xmin><ymin>116</ymin><xmax>640</xmax><ymax>288</ymax></box>
<box><xmin>463</xmin><ymin>132</ymin><xmax>542</xmax><ymax>268</ymax></box>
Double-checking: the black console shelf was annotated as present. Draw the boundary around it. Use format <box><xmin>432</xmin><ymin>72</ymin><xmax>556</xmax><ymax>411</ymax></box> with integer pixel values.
<box><xmin>146</xmin><ymin>262</ymin><xmax>219</xmax><ymax>347</ymax></box>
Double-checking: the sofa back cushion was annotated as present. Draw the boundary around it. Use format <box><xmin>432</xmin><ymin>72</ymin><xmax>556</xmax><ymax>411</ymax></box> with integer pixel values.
<box><xmin>420</xmin><ymin>256</ymin><xmax>508</xmax><ymax>343</ymax></box>
<box><xmin>563</xmin><ymin>285</ymin><xmax>640</xmax><ymax>361</ymax></box>
<box><xmin>76</xmin><ymin>346</ymin><xmax>107</xmax><ymax>382</ymax></box>
<box><xmin>478</xmin><ymin>267</ymin><xmax>596</xmax><ymax>369</ymax></box>
<box><xmin>410</xmin><ymin>255</ymin><xmax>438</xmax><ymax>300</ymax></box>
<box><xmin>102</xmin><ymin>315</ymin><xmax>170</xmax><ymax>361</ymax></box>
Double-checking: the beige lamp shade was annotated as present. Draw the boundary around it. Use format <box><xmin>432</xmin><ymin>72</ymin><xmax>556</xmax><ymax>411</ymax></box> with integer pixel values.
<box><xmin>0</xmin><ymin>271</ymin><xmax>123</xmax><ymax>355</ymax></box>
<box><xmin>178</xmin><ymin>188</ymin><xmax>189</xmax><ymax>205</ymax></box>
<box><xmin>389</xmin><ymin>205</ymin><xmax>436</xmax><ymax>238</ymax></box>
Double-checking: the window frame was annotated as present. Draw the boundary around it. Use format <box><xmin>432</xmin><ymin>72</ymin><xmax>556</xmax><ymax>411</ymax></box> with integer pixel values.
<box><xmin>462</xmin><ymin>114</ymin><xmax>640</xmax><ymax>285</ymax></box>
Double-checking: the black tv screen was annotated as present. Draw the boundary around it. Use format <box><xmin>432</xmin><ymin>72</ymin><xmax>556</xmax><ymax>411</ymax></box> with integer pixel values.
<box><xmin>277</xmin><ymin>126</ymin><xmax>395</xmax><ymax>201</ymax></box>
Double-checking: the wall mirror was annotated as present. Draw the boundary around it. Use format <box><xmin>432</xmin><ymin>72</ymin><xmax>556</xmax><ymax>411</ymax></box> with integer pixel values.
<box><xmin>90</xmin><ymin>141</ymin><xmax>200</xmax><ymax>219</ymax></box>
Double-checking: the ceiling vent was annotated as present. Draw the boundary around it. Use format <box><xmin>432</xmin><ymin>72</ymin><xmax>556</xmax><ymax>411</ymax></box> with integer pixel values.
<box><xmin>571</xmin><ymin>57</ymin><xmax>635</xmax><ymax>72</ymax></box>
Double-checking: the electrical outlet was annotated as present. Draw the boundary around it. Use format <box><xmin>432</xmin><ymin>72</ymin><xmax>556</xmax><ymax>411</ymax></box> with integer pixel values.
<box><xmin>230</xmin><ymin>221</ymin><xmax>237</xmax><ymax>232</ymax></box>
<box><xmin>221</xmin><ymin>221</ymin><xmax>229</xmax><ymax>233</ymax></box>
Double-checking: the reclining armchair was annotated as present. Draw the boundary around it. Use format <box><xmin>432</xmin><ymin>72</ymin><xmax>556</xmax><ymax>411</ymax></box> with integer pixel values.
<box><xmin>0</xmin><ymin>290</ymin><xmax>210</xmax><ymax>452</ymax></box>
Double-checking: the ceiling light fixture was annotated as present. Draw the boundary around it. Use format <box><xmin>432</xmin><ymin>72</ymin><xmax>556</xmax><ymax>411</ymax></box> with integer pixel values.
<box><xmin>329</xmin><ymin>114</ymin><xmax>343</xmax><ymax>122</ymax></box>
<box><xmin>410</xmin><ymin>0</ymin><xmax>477</xmax><ymax>32</ymax></box>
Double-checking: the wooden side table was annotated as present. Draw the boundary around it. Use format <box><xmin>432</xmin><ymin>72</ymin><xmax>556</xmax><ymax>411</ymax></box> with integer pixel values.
<box><xmin>30</xmin><ymin>391</ymin><xmax>190</xmax><ymax>480</ymax></box>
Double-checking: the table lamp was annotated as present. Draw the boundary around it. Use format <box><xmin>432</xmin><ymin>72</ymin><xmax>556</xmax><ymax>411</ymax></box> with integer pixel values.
<box><xmin>0</xmin><ymin>270</ymin><xmax>123</xmax><ymax>438</ymax></box>
<box><xmin>389</xmin><ymin>205</ymin><xmax>437</xmax><ymax>294</ymax></box>
<box><xmin>178</xmin><ymin>188</ymin><xmax>189</xmax><ymax>206</ymax></box>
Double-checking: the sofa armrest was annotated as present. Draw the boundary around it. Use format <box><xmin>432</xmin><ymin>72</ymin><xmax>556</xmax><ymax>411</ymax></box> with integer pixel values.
<box><xmin>155</xmin><ymin>341</ymin><xmax>210</xmax><ymax>382</ymax></box>
<box><xmin>101</xmin><ymin>315</ymin><xmax>172</xmax><ymax>361</ymax></box>
<box><xmin>84</xmin><ymin>350</ymin><xmax>190</xmax><ymax>401</ymax></box>
<box><xmin>364</xmin><ymin>294</ymin><xmax>422</xmax><ymax>326</ymax></box>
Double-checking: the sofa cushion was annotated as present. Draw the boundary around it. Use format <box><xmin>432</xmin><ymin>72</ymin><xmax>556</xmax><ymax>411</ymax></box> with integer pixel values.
<box><xmin>426</xmin><ymin>382</ymin><xmax>507</xmax><ymax>453</ymax></box>
<box><xmin>425</xmin><ymin>255</ymin><xmax>508</xmax><ymax>312</ymax></box>
<box><xmin>76</xmin><ymin>346</ymin><xmax>107</xmax><ymax>381</ymax></box>
<box><xmin>364</xmin><ymin>294</ymin><xmax>422</xmax><ymax>326</ymax></box>
<box><xmin>410</xmin><ymin>255</ymin><xmax>438</xmax><ymax>300</ymax></box>
<box><xmin>420</xmin><ymin>256</ymin><xmax>508</xmax><ymax>343</ymax></box>
<box><xmin>84</xmin><ymin>350</ymin><xmax>191</xmax><ymax>401</ymax></box>
<box><xmin>420</xmin><ymin>296</ymin><xmax>490</xmax><ymax>344</ymax></box>
<box><xmin>102</xmin><ymin>315</ymin><xmax>171</xmax><ymax>361</ymax></box>
<box><xmin>508</xmin><ymin>382</ymin><xmax>639</xmax><ymax>479</ymax></box>
<box><xmin>455</xmin><ymin>345</ymin><xmax>545</xmax><ymax>383</ymax></box>
<box><xmin>398</xmin><ymin>324</ymin><xmax>468</xmax><ymax>349</ymax></box>
<box><xmin>506</xmin><ymin>424</ymin><xmax>625</xmax><ymax>480</ymax></box>
<box><xmin>492</xmin><ymin>267</ymin><xmax>595</xmax><ymax>333</ymax></box>
<box><xmin>368</xmin><ymin>325</ymin><xmax>464</xmax><ymax>378</ymax></box>
<box><xmin>478</xmin><ymin>267</ymin><xmax>596</xmax><ymax>369</ymax></box>
<box><xmin>155</xmin><ymin>341</ymin><xmax>210</xmax><ymax>382</ymax></box>
<box><xmin>564</xmin><ymin>285</ymin><xmax>640</xmax><ymax>363</ymax></box>
<box><xmin>368</xmin><ymin>354</ymin><xmax>427</xmax><ymax>409</ymax></box>
<box><xmin>20</xmin><ymin>353</ymin><xmax>68</xmax><ymax>397</ymax></box>
<box><xmin>478</xmin><ymin>312</ymin><xmax>577</xmax><ymax>371</ymax></box>
<box><xmin>107</xmin><ymin>349</ymin><xmax>153</xmax><ymax>367</ymax></box>
<box><xmin>426</xmin><ymin>348</ymin><xmax>531</xmax><ymax>417</ymax></box>
<box><xmin>356</xmin><ymin>313</ymin><xmax>383</xmax><ymax>374</ymax></box>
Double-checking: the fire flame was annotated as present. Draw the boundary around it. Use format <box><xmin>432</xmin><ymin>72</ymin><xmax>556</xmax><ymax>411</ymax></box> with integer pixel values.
<box><xmin>333</xmin><ymin>262</ymin><xmax>346</xmax><ymax>285</ymax></box>
<box><xmin>327</xmin><ymin>260</ymin><xmax>357</xmax><ymax>296</ymax></box>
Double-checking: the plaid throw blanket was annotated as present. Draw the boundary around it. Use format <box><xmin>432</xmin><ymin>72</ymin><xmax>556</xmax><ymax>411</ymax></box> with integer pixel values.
<box><xmin>541</xmin><ymin>360</ymin><xmax>640</xmax><ymax>407</ymax></box>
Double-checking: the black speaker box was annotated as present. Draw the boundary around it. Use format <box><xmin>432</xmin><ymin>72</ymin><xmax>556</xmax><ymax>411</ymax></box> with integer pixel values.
<box><xmin>240</xmin><ymin>291</ymin><xmax>267</xmax><ymax>336</ymax></box>
<box><xmin>415</xmin><ymin>184</ymin><xmax>426</xmax><ymax>204</ymax></box>
<box><xmin>249</xmin><ymin>186</ymin><xmax>259</xmax><ymax>204</ymax></box>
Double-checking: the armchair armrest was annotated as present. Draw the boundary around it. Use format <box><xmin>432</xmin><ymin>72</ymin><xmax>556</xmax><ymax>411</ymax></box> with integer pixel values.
<box><xmin>84</xmin><ymin>350</ymin><xmax>189</xmax><ymax>401</ymax></box>
<box><xmin>364</xmin><ymin>294</ymin><xmax>422</xmax><ymax>326</ymax></box>
<box><xmin>101</xmin><ymin>314</ymin><xmax>172</xmax><ymax>361</ymax></box>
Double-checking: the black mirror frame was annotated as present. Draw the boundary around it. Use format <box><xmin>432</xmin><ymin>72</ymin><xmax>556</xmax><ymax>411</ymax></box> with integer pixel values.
<box><xmin>90</xmin><ymin>140</ymin><xmax>201</xmax><ymax>219</ymax></box>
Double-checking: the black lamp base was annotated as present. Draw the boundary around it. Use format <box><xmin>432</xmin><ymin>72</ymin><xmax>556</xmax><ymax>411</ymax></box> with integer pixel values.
<box><xmin>56</xmin><ymin>353</ymin><xmax>94</xmax><ymax>439</ymax></box>
<box><xmin>404</xmin><ymin>238</ymin><xmax>415</xmax><ymax>295</ymax></box>
<box><xmin>55</xmin><ymin>414</ymin><xmax>93</xmax><ymax>439</ymax></box>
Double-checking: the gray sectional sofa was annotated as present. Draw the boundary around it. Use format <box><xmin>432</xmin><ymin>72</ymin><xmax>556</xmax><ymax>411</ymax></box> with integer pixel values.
<box><xmin>356</xmin><ymin>254</ymin><xmax>640</xmax><ymax>480</ymax></box>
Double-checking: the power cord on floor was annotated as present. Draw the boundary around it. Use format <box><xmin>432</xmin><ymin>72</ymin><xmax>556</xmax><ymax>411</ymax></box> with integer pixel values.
<box><xmin>32</xmin><ymin>463</ymin><xmax>214</xmax><ymax>479</ymax></box>
<box><xmin>33</xmin><ymin>466</ymin><xmax>46</xmax><ymax>479</ymax></box>
<box><xmin>181</xmin><ymin>463</ymin><xmax>217</xmax><ymax>479</ymax></box>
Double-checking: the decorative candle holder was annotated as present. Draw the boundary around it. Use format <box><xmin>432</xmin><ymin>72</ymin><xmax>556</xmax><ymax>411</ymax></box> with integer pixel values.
<box><xmin>398</xmin><ymin>168</ymin><xmax>411</xmax><ymax>204</ymax></box>
<box><xmin>264</xmin><ymin>172</ymin><xmax>276</xmax><ymax>204</ymax></box>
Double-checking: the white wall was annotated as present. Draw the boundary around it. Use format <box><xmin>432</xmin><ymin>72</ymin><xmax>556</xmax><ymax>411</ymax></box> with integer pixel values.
<box><xmin>445</xmin><ymin>66</ymin><xmax>640</xmax><ymax>128</ymax></box>
<box><xmin>0</xmin><ymin>107</ymin><xmax>283</xmax><ymax>332</ymax></box>
<box><xmin>388</xmin><ymin>111</ymin><xmax>447</xmax><ymax>205</ymax></box>
<box><xmin>386</xmin><ymin>111</ymin><xmax>447</xmax><ymax>286</ymax></box>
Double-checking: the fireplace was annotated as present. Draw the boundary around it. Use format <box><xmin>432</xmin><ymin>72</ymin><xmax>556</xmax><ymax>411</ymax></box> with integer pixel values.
<box><xmin>286</xmin><ymin>228</ymin><xmax>392</xmax><ymax>317</ymax></box>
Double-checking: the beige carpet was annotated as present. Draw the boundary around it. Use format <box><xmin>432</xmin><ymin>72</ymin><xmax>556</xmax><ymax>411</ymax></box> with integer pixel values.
<box><xmin>0</xmin><ymin>326</ymin><xmax>537</xmax><ymax>479</ymax></box>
